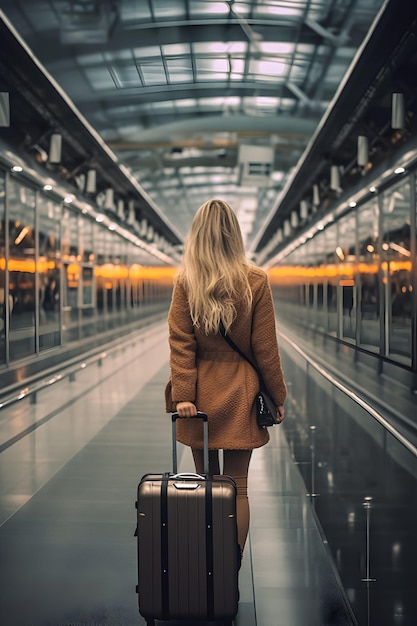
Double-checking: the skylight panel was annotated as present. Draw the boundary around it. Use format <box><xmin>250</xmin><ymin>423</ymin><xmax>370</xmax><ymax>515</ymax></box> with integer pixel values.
<box><xmin>153</xmin><ymin>0</ymin><xmax>186</xmax><ymax>19</ymax></box>
<box><xmin>255</xmin><ymin>96</ymin><xmax>280</xmax><ymax>108</ymax></box>
<box><xmin>140</xmin><ymin>60</ymin><xmax>168</xmax><ymax>86</ymax></box>
<box><xmin>148</xmin><ymin>101</ymin><xmax>175</xmax><ymax>112</ymax></box>
<box><xmin>133</xmin><ymin>46</ymin><xmax>161</xmax><ymax>60</ymax></box>
<box><xmin>199</xmin><ymin>97</ymin><xmax>229</xmax><ymax>108</ymax></box>
<box><xmin>249</xmin><ymin>59</ymin><xmax>287</xmax><ymax>80</ymax></box>
<box><xmin>230</xmin><ymin>59</ymin><xmax>245</xmax><ymax>77</ymax></box>
<box><xmin>175</xmin><ymin>99</ymin><xmax>198</xmax><ymax>109</ymax></box>
<box><xmin>253</xmin><ymin>2</ymin><xmax>303</xmax><ymax>18</ymax></box>
<box><xmin>163</xmin><ymin>43</ymin><xmax>190</xmax><ymax>56</ymax></box>
<box><xmin>77</xmin><ymin>53</ymin><xmax>106</xmax><ymax>66</ymax></box>
<box><xmin>120</xmin><ymin>3</ymin><xmax>152</xmax><ymax>21</ymax></box>
<box><xmin>224</xmin><ymin>96</ymin><xmax>241</xmax><ymax>107</ymax></box>
<box><xmin>195</xmin><ymin>58</ymin><xmax>230</xmax><ymax>80</ymax></box>
<box><xmin>112</xmin><ymin>65</ymin><xmax>142</xmax><ymax>88</ymax></box>
<box><xmin>189</xmin><ymin>1</ymin><xmax>230</xmax><ymax>16</ymax></box>
<box><xmin>257</xmin><ymin>42</ymin><xmax>295</xmax><ymax>55</ymax></box>
<box><xmin>84</xmin><ymin>67</ymin><xmax>116</xmax><ymax>90</ymax></box>
<box><xmin>166</xmin><ymin>57</ymin><xmax>193</xmax><ymax>83</ymax></box>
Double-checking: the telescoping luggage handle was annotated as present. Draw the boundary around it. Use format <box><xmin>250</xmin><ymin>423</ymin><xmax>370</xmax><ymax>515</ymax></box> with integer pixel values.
<box><xmin>172</xmin><ymin>411</ymin><xmax>208</xmax><ymax>474</ymax></box>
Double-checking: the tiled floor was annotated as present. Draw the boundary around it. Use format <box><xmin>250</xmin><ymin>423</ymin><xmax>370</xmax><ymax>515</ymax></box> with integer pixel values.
<box><xmin>0</xmin><ymin>321</ymin><xmax>354</xmax><ymax>626</ymax></box>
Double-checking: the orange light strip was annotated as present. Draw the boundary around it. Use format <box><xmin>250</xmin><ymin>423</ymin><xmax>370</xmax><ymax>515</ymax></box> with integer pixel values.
<box><xmin>268</xmin><ymin>260</ymin><xmax>412</xmax><ymax>285</ymax></box>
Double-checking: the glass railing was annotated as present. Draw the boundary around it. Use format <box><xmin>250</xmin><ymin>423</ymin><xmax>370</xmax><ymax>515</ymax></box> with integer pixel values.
<box><xmin>279</xmin><ymin>333</ymin><xmax>417</xmax><ymax>626</ymax></box>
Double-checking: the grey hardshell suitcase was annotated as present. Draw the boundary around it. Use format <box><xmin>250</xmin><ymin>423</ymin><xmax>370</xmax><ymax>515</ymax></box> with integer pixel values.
<box><xmin>135</xmin><ymin>412</ymin><xmax>239</xmax><ymax>625</ymax></box>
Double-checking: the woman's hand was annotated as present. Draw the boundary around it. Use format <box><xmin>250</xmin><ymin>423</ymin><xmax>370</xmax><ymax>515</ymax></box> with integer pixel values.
<box><xmin>176</xmin><ymin>401</ymin><xmax>198</xmax><ymax>417</ymax></box>
<box><xmin>276</xmin><ymin>404</ymin><xmax>285</xmax><ymax>424</ymax></box>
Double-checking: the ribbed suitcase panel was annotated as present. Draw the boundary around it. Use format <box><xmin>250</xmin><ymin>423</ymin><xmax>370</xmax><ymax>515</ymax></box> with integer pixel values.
<box><xmin>136</xmin><ymin>474</ymin><xmax>238</xmax><ymax>621</ymax></box>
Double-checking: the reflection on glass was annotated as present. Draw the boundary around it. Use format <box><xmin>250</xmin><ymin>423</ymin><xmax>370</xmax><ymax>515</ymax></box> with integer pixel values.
<box><xmin>339</xmin><ymin>214</ymin><xmax>356</xmax><ymax>341</ymax></box>
<box><xmin>358</xmin><ymin>198</ymin><xmax>380</xmax><ymax>351</ymax></box>
<box><xmin>282</xmin><ymin>347</ymin><xmax>417</xmax><ymax>626</ymax></box>
<box><xmin>95</xmin><ymin>224</ymin><xmax>106</xmax><ymax>331</ymax></box>
<box><xmin>382</xmin><ymin>179</ymin><xmax>412</xmax><ymax>363</ymax></box>
<box><xmin>38</xmin><ymin>195</ymin><xmax>61</xmax><ymax>350</ymax></box>
<box><xmin>8</xmin><ymin>179</ymin><xmax>36</xmax><ymax>360</ymax></box>
<box><xmin>0</xmin><ymin>172</ymin><xmax>6</xmax><ymax>363</ymax></box>
<box><xmin>82</xmin><ymin>266</ymin><xmax>93</xmax><ymax>305</ymax></box>
<box><xmin>325</xmin><ymin>224</ymin><xmax>338</xmax><ymax>335</ymax></box>
<box><xmin>62</xmin><ymin>210</ymin><xmax>80</xmax><ymax>343</ymax></box>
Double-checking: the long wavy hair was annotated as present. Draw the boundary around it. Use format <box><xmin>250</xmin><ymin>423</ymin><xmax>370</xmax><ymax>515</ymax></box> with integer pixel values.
<box><xmin>178</xmin><ymin>199</ymin><xmax>252</xmax><ymax>334</ymax></box>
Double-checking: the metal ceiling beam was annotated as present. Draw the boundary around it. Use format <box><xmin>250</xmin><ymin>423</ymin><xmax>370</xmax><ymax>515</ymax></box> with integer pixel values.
<box><xmin>253</xmin><ymin>0</ymin><xmax>416</xmax><ymax>253</ymax></box>
<box><xmin>104</xmin><ymin>114</ymin><xmax>317</xmax><ymax>144</ymax></box>
<box><xmin>27</xmin><ymin>21</ymin><xmax>324</xmax><ymax>64</ymax></box>
<box><xmin>0</xmin><ymin>9</ymin><xmax>183</xmax><ymax>246</ymax></box>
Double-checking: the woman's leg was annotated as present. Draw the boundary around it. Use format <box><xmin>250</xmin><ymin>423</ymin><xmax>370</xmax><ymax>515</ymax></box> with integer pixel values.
<box><xmin>223</xmin><ymin>450</ymin><xmax>252</xmax><ymax>552</ymax></box>
<box><xmin>192</xmin><ymin>448</ymin><xmax>220</xmax><ymax>475</ymax></box>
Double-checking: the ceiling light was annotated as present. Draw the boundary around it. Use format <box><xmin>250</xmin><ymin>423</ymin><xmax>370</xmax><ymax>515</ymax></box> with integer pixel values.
<box><xmin>49</xmin><ymin>133</ymin><xmax>62</xmax><ymax>164</ymax></box>
<box><xmin>300</xmin><ymin>200</ymin><xmax>308</xmax><ymax>219</ymax></box>
<box><xmin>313</xmin><ymin>184</ymin><xmax>320</xmax><ymax>206</ymax></box>
<box><xmin>86</xmin><ymin>169</ymin><xmax>96</xmax><ymax>193</ymax></box>
<box><xmin>389</xmin><ymin>242</ymin><xmax>411</xmax><ymax>257</ymax></box>
<box><xmin>43</xmin><ymin>184</ymin><xmax>53</xmax><ymax>191</ymax></box>
<box><xmin>392</xmin><ymin>93</ymin><xmax>405</xmax><ymax>130</ymax></box>
<box><xmin>96</xmin><ymin>214</ymin><xmax>105</xmax><ymax>223</ymax></box>
<box><xmin>369</xmin><ymin>186</ymin><xmax>376</xmax><ymax>193</ymax></box>
<box><xmin>336</xmin><ymin>246</ymin><xmax>345</xmax><ymax>260</ymax></box>
<box><xmin>15</xmin><ymin>226</ymin><xmax>29</xmax><ymax>245</ymax></box>
<box><xmin>357</xmin><ymin>135</ymin><xmax>369</xmax><ymax>166</ymax></box>
<box><xmin>330</xmin><ymin>165</ymin><xmax>341</xmax><ymax>192</ymax></box>
<box><xmin>349</xmin><ymin>201</ymin><xmax>357</xmax><ymax>208</ymax></box>
<box><xmin>394</xmin><ymin>166</ymin><xmax>405</xmax><ymax>174</ymax></box>
<box><xmin>12</xmin><ymin>165</ymin><xmax>23</xmax><ymax>172</ymax></box>
<box><xmin>64</xmin><ymin>196</ymin><xmax>73</xmax><ymax>203</ymax></box>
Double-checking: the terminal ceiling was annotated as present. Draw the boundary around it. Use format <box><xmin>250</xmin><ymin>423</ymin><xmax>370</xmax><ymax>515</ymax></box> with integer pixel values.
<box><xmin>1</xmin><ymin>0</ymin><xmax>386</xmax><ymax>255</ymax></box>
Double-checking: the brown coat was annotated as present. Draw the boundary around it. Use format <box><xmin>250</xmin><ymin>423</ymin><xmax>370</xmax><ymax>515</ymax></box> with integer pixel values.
<box><xmin>165</xmin><ymin>265</ymin><xmax>287</xmax><ymax>450</ymax></box>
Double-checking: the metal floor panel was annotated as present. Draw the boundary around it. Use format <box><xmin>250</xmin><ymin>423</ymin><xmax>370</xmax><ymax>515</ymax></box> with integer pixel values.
<box><xmin>0</xmin><ymin>322</ymin><xmax>353</xmax><ymax>626</ymax></box>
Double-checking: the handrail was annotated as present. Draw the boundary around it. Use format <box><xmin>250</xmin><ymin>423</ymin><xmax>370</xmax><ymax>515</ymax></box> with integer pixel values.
<box><xmin>278</xmin><ymin>331</ymin><xmax>417</xmax><ymax>459</ymax></box>
<box><xmin>0</xmin><ymin>321</ymin><xmax>164</xmax><ymax>411</ymax></box>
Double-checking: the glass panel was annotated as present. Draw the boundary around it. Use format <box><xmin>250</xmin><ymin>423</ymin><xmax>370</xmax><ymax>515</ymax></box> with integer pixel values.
<box><xmin>0</xmin><ymin>171</ymin><xmax>5</xmax><ymax>363</ymax></box>
<box><xmin>338</xmin><ymin>214</ymin><xmax>357</xmax><ymax>342</ymax></box>
<box><xmin>381</xmin><ymin>178</ymin><xmax>412</xmax><ymax>364</ymax></box>
<box><xmin>358</xmin><ymin>196</ymin><xmax>380</xmax><ymax>352</ymax></box>
<box><xmin>166</xmin><ymin>57</ymin><xmax>193</xmax><ymax>83</ymax></box>
<box><xmin>105</xmin><ymin>230</ymin><xmax>116</xmax><ymax>328</ymax></box>
<box><xmin>95</xmin><ymin>224</ymin><xmax>107</xmax><ymax>332</ymax></box>
<box><xmin>81</xmin><ymin>217</ymin><xmax>94</xmax><ymax>263</ymax></box>
<box><xmin>38</xmin><ymin>195</ymin><xmax>61</xmax><ymax>351</ymax></box>
<box><xmin>82</xmin><ymin>266</ymin><xmax>94</xmax><ymax>306</ymax></box>
<box><xmin>62</xmin><ymin>209</ymin><xmax>80</xmax><ymax>343</ymax></box>
<box><xmin>324</xmin><ymin>224</ymin><xmax>338</xmax><ymax>335</ymax></box>
<box><xmin>140</xmin><ymin>59</ymin><xmax>167</xmax><ymax>86</ymax></box>
<box><xmin>8</xmin><ymin>179</ymin><xmax>36</xmax><ymax>361</ymax></box>
<box><xmin>281</xmin><ymin>343</ymin><xmax>417</xmax><ymax>626</ymax></box>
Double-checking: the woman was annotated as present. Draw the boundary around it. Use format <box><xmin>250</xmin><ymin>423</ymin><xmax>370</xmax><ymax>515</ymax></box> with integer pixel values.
<box><xmin>165</xmin><ymin>199</ymin><xmax>286</xmax><ymax>554</ymax></box>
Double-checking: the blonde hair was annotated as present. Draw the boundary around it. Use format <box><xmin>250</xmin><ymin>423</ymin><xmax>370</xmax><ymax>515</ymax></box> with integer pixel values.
<box><xmin>178</xmin><ymin>199</ymin><xmax>252</xmax><ymax>334</ymax></box>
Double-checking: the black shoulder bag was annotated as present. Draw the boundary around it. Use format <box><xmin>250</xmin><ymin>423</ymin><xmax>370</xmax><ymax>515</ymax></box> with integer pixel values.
<box><xmin>219</xmin><ymin>323</ymin><xmax>277</xmax><ymax>428</ymax></box>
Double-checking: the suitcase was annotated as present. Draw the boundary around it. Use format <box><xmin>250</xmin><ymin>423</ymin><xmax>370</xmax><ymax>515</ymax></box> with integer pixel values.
<box><xmin>135</xmin><ymin>412</ymin><xmax>239</xmax><ymax>625</ymax></box>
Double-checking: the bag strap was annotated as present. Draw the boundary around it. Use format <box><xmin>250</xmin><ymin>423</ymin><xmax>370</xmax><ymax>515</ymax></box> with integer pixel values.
<box><xmin>219</xmin><ymin>322</ymin><xmax>267</xmax><ymax>390</ymax></box>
